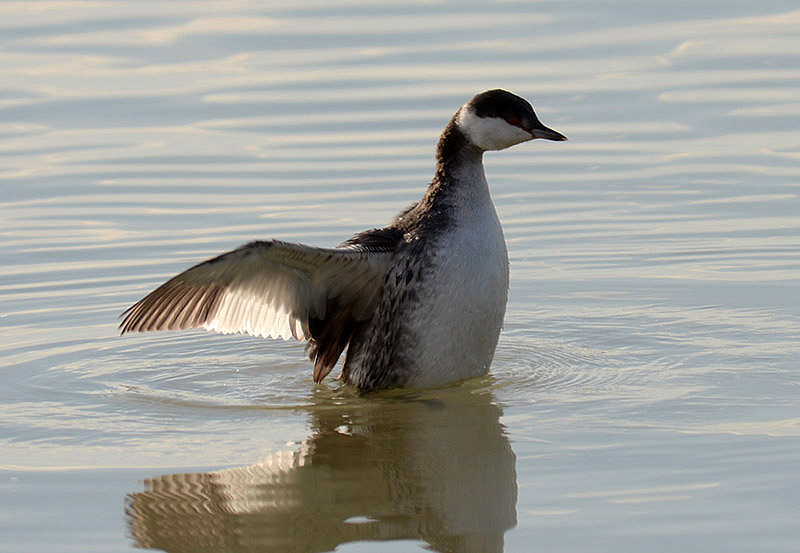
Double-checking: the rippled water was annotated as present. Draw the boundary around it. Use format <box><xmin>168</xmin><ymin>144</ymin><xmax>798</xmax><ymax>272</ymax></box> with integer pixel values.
<box><xmin>2</xmin><ymin>2</ymin><xmax>799</xmax><ymax>552</ymax></box>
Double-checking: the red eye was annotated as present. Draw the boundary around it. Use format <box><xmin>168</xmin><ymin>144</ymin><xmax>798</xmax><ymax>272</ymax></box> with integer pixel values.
<box><xmin>507</xmin><ymin>117</ymin><xmax>521</xmax><ymax>127</ymax></box>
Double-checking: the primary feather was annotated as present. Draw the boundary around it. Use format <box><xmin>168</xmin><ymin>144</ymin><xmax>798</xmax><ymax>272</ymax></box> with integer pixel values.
<box><xmin>121</xmin><ymin>239</ymin><xmax>396</xmax><ymax>380</ymax></box>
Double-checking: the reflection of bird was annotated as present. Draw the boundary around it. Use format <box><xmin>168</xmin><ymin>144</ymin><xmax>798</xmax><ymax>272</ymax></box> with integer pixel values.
<box><xmin>120</xmin><ymin>90</ymin><xmax>567</xmax><ymax>390</ymax></box>
<box><xmin>126</xmin><ymin>388</ymin><xmax>517</xmax><ymax>553</ymax></box>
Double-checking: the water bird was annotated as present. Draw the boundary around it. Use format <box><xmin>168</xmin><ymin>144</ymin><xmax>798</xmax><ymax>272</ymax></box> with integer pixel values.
<box><xmin>120</xmin><ymin>89</ymin><xmax>567</xmax><ymax>390</ymax></box>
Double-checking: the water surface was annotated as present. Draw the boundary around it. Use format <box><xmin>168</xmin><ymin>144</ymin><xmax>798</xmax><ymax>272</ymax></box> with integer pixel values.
<box><xmin>1</xmin><ymin>2</ymin><xmax>799</xmax><ymax>552</ymax></box>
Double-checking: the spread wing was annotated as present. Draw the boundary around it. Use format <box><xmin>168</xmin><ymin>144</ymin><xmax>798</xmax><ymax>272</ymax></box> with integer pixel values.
<box><xmin>120</xmin><ymin>239</ymin><xmax>396</xmax><ymax>343</ymax></box>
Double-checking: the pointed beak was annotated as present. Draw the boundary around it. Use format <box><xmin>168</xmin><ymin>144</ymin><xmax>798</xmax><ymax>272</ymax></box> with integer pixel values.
<box><xmin>529</xmin><ymin>123</ymin><xmax>568</xmax><ymax>141</ymax></box>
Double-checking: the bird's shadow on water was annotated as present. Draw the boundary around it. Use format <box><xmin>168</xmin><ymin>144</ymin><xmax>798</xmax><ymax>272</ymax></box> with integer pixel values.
<box><xmin>124</xmin><ymin>381</ymin><xmax>518</xmax><ymax>553</ymax></box>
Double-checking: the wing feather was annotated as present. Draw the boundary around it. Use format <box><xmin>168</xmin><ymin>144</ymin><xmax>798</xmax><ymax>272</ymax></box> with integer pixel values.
<box><xmin>120</xmin><ymin>240</ymin><xmax>395</xmax><ymax>343</ymax></box>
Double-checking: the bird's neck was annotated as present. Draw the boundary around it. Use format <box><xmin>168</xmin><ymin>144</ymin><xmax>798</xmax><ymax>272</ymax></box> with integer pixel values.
<box><xmin>428</xmin><ymin>118</ymin><xmax>490</xmax><ymax>209</ymax></box>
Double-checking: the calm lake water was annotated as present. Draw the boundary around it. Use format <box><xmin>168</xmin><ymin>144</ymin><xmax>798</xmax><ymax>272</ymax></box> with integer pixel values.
<box><xmin>2</xmin><ymin>2</ymin><xmax>799</xmax><ymax>552</ymax></box>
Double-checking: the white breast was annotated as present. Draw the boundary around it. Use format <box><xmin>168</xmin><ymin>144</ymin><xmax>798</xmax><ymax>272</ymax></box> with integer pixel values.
<box><xmin>404</xmin><ymin>171</ymin><xmax>509</xmax><ymax>387</ymax></box>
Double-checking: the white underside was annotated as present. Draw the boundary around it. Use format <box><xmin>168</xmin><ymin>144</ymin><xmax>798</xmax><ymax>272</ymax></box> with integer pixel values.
<box><xmin>402</xmin><ymin>165</ymin><xmax>509</xmax><ymax>387</ymax></box>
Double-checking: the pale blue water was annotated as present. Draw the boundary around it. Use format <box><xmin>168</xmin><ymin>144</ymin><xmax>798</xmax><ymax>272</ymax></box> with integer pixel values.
<box><xmin>1</xmin><ymin>2</ymin><xmax>799</xmax><ymax>552</ymax></box>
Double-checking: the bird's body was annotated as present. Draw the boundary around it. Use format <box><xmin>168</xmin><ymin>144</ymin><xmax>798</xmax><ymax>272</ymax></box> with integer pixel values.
<box><xmin>343</xmin><ymin>150</ymin><xmax>509</xmax><ymax>389</ymax></box>
<box><xmin>121</xmin><ymin>90</ymin><xmax>566</xmax><ymax>391</ymax></box>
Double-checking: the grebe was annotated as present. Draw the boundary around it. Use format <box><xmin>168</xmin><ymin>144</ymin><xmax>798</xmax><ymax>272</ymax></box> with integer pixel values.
<box><xmin>120</xmin><ymin>89</ymin><xmax>567</xmax><ymax>390</ymax></box>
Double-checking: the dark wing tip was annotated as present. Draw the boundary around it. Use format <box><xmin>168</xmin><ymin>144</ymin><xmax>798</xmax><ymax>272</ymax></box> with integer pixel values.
<box><xmin>117</xmin><ymin>245</ymin><xmax>255</xmax><ymax>336</ymax></box>
<box><xmin>118</xmin><ymin>279</ymin><xmax>224</xmax><ymax>335</ymax></box>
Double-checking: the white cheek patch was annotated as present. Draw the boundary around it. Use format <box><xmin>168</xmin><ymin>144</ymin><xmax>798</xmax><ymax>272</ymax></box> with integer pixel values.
<box><xmin>456</xmin><ymin>108</ymin><xmax>532</xmax><ymax>151</ymax></box>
